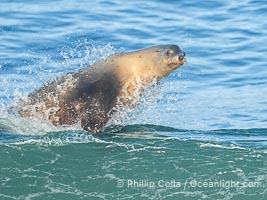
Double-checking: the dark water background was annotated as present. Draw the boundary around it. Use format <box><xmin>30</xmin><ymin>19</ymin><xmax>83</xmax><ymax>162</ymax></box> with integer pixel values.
<box><xmin>0</xmin><ymin>0</ymin><xmax>266</xmax><ymax>199</ymax></box>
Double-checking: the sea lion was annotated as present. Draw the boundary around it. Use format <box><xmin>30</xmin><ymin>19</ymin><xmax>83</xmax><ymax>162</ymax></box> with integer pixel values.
<box><xmin>18</xmin><ymin>44</ymin><xmax>186</xmax><ymax>132</ymax></box>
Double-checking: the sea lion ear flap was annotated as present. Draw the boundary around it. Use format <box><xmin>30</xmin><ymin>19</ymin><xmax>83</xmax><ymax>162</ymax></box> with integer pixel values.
<box><xmin>81</xmin><ymin>108</ymin><xmax>108</xmax><ymax>133</ymax></box>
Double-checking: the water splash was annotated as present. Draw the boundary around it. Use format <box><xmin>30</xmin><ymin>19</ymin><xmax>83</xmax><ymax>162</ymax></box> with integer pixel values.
<box><xmin>0</xmin><ymin>40</ymin><xmax>120</xmax><ymax>135</ymax></box>
<box><xmin>59</xmin><ymin>39</ymin><xmax>119</xmax><ymax>71</ymax></box>
<box><xmin>106</xmin><ymin>78</ymin><xmax>163</xmax><ymax>127</ymax></box>
<box><xmin>0</xmin><ymin>40</ymin><xmax>166</xmax><ymax>135</ymax></box>
<box><xmin>0</xmin><ymin>110</ymin><xmax>82</xmax><ymax>135</ymax></box>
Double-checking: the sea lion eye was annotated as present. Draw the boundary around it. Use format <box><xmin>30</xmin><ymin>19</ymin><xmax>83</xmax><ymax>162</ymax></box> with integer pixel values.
<box><xmin>165</xmin><ymin>49</ymin><xmax>174</xmax><ymax>57</ymax></box>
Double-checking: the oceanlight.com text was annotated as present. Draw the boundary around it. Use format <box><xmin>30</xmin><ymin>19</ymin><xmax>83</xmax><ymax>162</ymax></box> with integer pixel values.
<box><xmin>116</xmin><ymin>179</ymin><xmax>263</xmax><ymax>189</ymax></box>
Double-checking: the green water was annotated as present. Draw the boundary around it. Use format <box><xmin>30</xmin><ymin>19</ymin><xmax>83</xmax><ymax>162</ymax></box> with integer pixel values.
<box><xmin>1</xmin><ymin>0</ymin><xmax>267</xmax><ymax>199</ymax></box>
<box><xmin>0</xmin><ymin>126</ymin><xmax>266</xmax><ymax>199</ymax></box>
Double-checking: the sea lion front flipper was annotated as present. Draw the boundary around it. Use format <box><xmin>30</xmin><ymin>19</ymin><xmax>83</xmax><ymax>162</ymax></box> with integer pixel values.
<box><xmin>81</xmin><ymin>109</ymin><xmax>108</xmax><ymax>133</ymax></box>
<box><xmin>80</xmin><ymin>98</ymin><xmax>110</xmax><ymax>133</ymax></box>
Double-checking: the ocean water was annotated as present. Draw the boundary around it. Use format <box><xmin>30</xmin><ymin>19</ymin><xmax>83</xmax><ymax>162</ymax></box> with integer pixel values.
<box><xmin>0</xmin><ymin>0</ymin><xmax>267</xmax><ymax>199</ymax></box>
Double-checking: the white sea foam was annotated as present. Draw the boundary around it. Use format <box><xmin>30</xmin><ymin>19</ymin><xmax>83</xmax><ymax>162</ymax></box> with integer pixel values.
<box><xmin>199</xmin><ymin>142</ymin><xmax>246</xmax><ymax>150</ymax></box>
<box><xmin>0</xmin><ymin>111</ymin><xmax>82</xmax><ymax>135</ymax></box>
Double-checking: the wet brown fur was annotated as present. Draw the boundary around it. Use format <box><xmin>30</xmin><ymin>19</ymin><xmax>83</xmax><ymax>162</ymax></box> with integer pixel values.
<box><xmin>19</xmin><ymin>45</ymin><xmax>185</xmax><ymax>132</ymax></box>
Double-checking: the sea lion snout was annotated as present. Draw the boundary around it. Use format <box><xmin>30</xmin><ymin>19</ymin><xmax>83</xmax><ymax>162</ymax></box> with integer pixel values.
<box><xmin>162</xmin><ymin>45</ymin><xmax>185</xmax><ymax>63</ymax></box>
<box><xmin>162</xmin><ymin>46</ymin><xmax>185</xmax><ymax>67</ymax></box>
<box><xmin>178</xmin><ymin>51</ymin><xmax>186</xmax><ymax>62</ymax></box>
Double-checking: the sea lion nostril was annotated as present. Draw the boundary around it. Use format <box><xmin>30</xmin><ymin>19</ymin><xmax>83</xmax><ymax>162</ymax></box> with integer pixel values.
<box><xmin>179</xmin><ymin>55</ymin><xmax>184</xmax><ymax>61</ymax></box>
<box><xmin>178</xmin><ymin>51</ymin><xmax>185</xmax><ymax>62</ymax></box>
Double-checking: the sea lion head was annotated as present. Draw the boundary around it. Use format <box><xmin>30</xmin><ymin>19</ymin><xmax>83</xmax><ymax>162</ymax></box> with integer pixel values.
<box><xmin>149</xmin><ymin>44</ymin><xmax>186</xmax><ymax>78</ymax></box>
<box><xmin>117</xmin><ymin>44</ymin><xmax>186</xmax><ymax>81</ymax></box>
